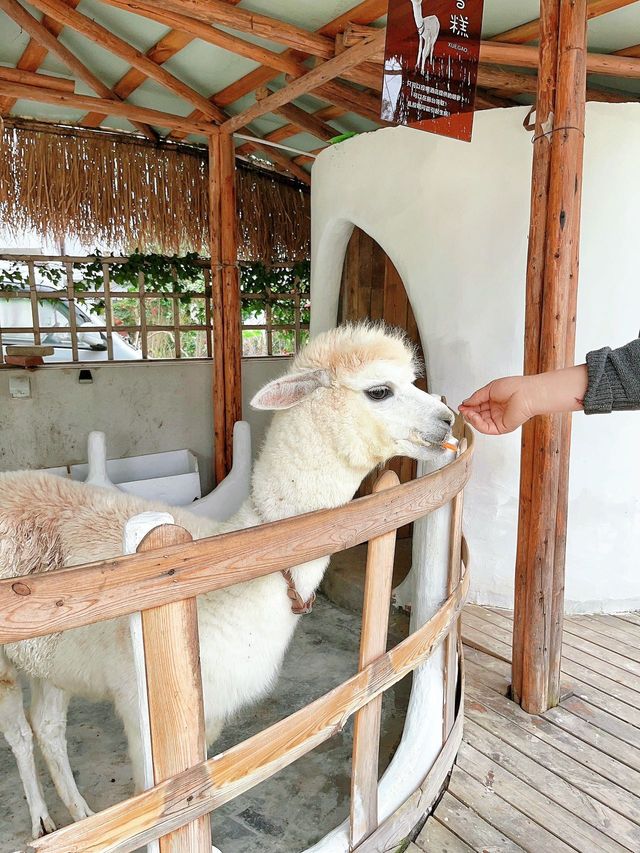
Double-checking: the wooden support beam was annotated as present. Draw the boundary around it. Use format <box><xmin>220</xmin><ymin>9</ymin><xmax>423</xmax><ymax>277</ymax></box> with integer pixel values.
<box><xmin>265</xmin><ymin>99</ymin><xmax>337</xmax><ymax>142</ymax></box>
<box><xmin>0</xmin><ymin>67</ymin><xmax>74</xmax><ymax>93</ymax></box>
<box><xmin>240</xmin><ymin>141</ymin><xmax>312</xmax><ymax>184</ymax></box>
<box><xmin>209</xmin><ymin>1</ymin><xmax>388</xmax><ymax>112</ymax></box>
<box><xmin>150</xmin><ymin>0</ymin><xmax>334</xmax><ymax>58</ymax></box>
<box><xmin>350</xmin><ymin>470</ymin><xmax>398</xmax><ymax>846</ymax></box>
<box><xmin>512</xmin><ymin>0</ymin><xmax>588</xmax><ymax>715</ymax></box>
<box><xmin>25</xmin><ymin>0</ymin><xmax>226</xmax><ymax>122</ymax></box>
<box><xmin>221</xmin><ymin>30</ymin><xmax>385</xmax><ymax>135</ymax></box>
<box><xmin>492</xmin><ymin>0</ymin><xmax>637</xmax><ymax>44</ymax></box>
<box><xmin>209</xmin><ymin>130</ymin><xmax>242</xmax><ymax>480</ymax></box>
<box><xmin>0</xmin><ymin>81</ymin><xmax>214</xmax><ymax>135</ymax></box>
<box><xmin>138</xmin><ymin>525</ymin><xmax>210</xmax><ymax>853</ymax></box>
<box><xmin>479</xmin><ymin>40</ymin><xmax>640</xmax><ymax>79</ymax></box>
<box><xmin>0</xmin><ymin>0</ymin><xmax>155</xmax><ymax>138</ymax></box>
<box><xmin>80</xmin><ymin>0</ymin><xmax>244</xmax><ymax>129</ymax></box>
<box><xmin>96</xmin><ymin>0</ymin><xmax>305</xmax><ymax>77</ymax></box>
<box><xmin>0</xmin><ymin>0</ymin><xmax>79</xmax><ymax>114</ymax></box>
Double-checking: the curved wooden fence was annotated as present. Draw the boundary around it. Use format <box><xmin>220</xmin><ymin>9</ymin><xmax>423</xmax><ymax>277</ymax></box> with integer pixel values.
<box><xmin>1</xmin><ymin>426</ymin><xmax>474</xmax><ymax>853</ymax></box>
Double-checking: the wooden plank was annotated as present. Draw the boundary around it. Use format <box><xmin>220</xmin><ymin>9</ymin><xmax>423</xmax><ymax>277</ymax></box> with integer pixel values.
<box><xmin>0</xmin><ymin>81</ymin><xmax>213</xmax><ymax>135</ymax></box>
<box><xmin>448</xmin><ymin>764</ymin><xmax>575</xmax><ymax>852</ymax></box>
<box><xmin>138</xmin><ymin>526</ymin><xmax>210</xmax><ymax>852</ymax></box>
<box><xmin>0</xmin><ymin>0</ymin><xmax>155</xmax><ymax>138</ymax></box>
<box><xmin>458</xmin><ymin>740</ymin><xmax>620</xmax><ymax>853</ymax></box>
<box><xmin>463</xmin><ymin>609</ymin><xmax>640</xmax><ymax>708</ymax></box>
<box><xmin>23</xmin><ymin>568</ymin><xmax>469</xmax><ymax>853</ymax></box>
<box><xmin>614</xmin><ymin>612</ymin><xmax>640</xmax><ymax>629</ymax></box>
<box><xmin>543</xmin><ymin>705</ymin><xmax>640</xmax><ymax>773</ymax></box>
<box><xmin>444</xmin><ymin>442</ymin><xmax>465</xmax><ymax>738</ymax></box>
<box><xmin>414</xmin><ymin>819</ymin><xmax>474</xmax><ymax>853</ymax></box>
<box><xmin>221</xmin><ymin>30</ymin><xmax>386</xmax><ymax>134</ymax></box>
<box><xmin>569</xmin><ymin>615</ymin><xmax>640</xmax><ymax>659</ymax></box>
<box><xmin>65</xmin><ymin>262</ymin><xmax>79</xmax><ymax>363</ymax></box>
<box><xmin>25</xmin><ymin>0</ymin><xmax>226</xmax><ymax>122</ymax></box>
<box><xmin>559</xmin><ymin>694</ymin><xmax>640</xmax><ymax>751</ymax></box>
<box><xmin>465</xmin><ymin>674</ymin><xmax>640</xmax><ymax>826</ymax></box>
<box><xmin>350</xmin><ymin>471</ymin><xmax>399</xmax><ymax>846</ymax></box>
<box><xmin>424</xmin><ymin>791</ymin><xmax>524</xmax><ymax>852</ymax></box>
<box><xmin>0</xmin><ymin>436</ymin><xmax>473</xmax><ymax>643</ymax></box>
<box><xmin>479</xmin><ymin>40</ymin><xmax>640</xmax><ymax>79</ymax></box>
<box><xmin>356</xmin><ymin>707</ymin><xmax>464</xmax><ymax>853</ymax></box>
<box><xmin>463</xmin><ymin>715</ymin><xmax>636</xmax><ymax>853</ymax></box>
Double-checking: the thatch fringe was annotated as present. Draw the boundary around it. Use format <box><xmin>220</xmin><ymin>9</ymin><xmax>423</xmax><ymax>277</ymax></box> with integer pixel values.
<box><xmin>0</xmin><ymin>121</ymin><xmax>310</xmax><ymax>263</ymax></box>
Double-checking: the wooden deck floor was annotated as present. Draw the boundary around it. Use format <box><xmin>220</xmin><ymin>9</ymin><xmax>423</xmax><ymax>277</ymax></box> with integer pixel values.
<box><xmin>412</xmin><ymin>605</ymin><xmax>640</xmax><ymax>853</ymax></box>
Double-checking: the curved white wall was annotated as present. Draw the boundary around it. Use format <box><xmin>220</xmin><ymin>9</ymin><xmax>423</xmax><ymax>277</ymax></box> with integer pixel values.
<box><xmin>311</xmin><ymin>104</ymin><xmax>640</xmax><ymax>613</ymax></box>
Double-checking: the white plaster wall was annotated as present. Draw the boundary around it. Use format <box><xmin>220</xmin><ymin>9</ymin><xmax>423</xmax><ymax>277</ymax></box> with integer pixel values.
<box><xmin>310</xmin><ymin>104</ymin><xmax>640</xmax><ymax>613</ymax></box>
<box><xmin>0</xmin><ymin>358</ymin><xmax>290</xmax><ymax>495</ymax></box>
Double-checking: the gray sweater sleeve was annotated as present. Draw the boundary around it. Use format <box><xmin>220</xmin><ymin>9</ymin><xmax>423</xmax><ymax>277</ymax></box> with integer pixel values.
<box><xmin>583</xmin><ymin>337</ymin><xmax>640</xmax><ymax>414</ymax></box>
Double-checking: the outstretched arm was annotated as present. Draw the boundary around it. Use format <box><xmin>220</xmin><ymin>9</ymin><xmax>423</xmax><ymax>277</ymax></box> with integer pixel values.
<box><xmin>459</xmin><ymin>366</ymin><xmax>587</xmax><ymax>435</ymax></box>
<box><xmin>459</xmin><ymin>337</ymin><xmax>640</xmax><ymax>436</ymax></box>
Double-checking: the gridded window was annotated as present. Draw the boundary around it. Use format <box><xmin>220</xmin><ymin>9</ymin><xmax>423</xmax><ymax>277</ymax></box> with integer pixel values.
<box><xmin>0</xmin><ymin>253</ymin><xmax>213</xmax><ymax>364</ymax></box>
<box><xmin>240</xmin><ymin>262</ymin><xmax>310</xmax><ymax>357</ymax></box>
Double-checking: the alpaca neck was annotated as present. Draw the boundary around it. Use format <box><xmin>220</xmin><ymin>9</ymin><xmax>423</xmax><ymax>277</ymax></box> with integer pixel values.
<box><xmin>410</xmin><ymin>0</ymin><xmax>423</xmax><ymax>29</ymax></box>
<box><xmin>250</xmin><ymin>404</ymin><xmax>372</xmax><ymax>599</ymax></box>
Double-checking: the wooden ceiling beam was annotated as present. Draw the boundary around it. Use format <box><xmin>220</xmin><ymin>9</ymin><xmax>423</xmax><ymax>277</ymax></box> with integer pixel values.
<box><xmin>149</xmin><ymin>0</ymin><xmax>334</xmax><ymax>58</ymax></box>
<box><xmin>0</xmin><ymin>0</ymin><xmax>79</xmax><ymax>114</ymax></box>
<box><xmin>0</xmin><ymin>0</ymin><xmax>156</xmax><ymax>138</ymax></box>
<box><xmin>221</xmin><ymin>30</ymin><xmax>386</xmax><ymax>135</ymax></box>
<box><xmin>0</xmin><ymin>67</ymin><xmax>74</xmax><ymax>93</ymax></box>
<box><xmin>25</xmin><ymin>0</ymin><xmax>227</xmax><ymax>122</ymax></box>
<box><xmin>235</xmin><ymin>106</ymin><xmax>343</xmax><ymax>157</ymax></box>
<box><xmin>97</xmin><ymin>0</ymin><xmax>306</xmax><ymax>77</ymax></box>
<box><xmin>81</xmin><ymin>0</ymin><xmax>245</xmax><ymax>129</ymax></box>
<box><xmin>239</xmin><ymin>142</ymin><xmax>311</xmax><ymax>184</ymax></box>
<box><xmin>0</xmin><ymin>80</ymin><xmax>215</xmax><ymax>134</ymax></box>
<box><xmin>212</xmin><ymin>1</ymin><xmax>389</xmax><ymax>110</ymax></box>
<box><xmin>492</xmin><ymin>0</ymin><xmax>638</xmax><ymax>44</ymax></box>
<box><xmin>614</xmin><ymin>42</ymin><xmax>640</xmax><ymax>59</ymax></box>
<box><xmin>258</xmin><ymin>98</ymin><xmax>338</xmax><ymax>143</ymax></box>
<box><xmin>479</xmin><ymin>40</ymin><xmax>640</xmax><ymax>79</ymax></box>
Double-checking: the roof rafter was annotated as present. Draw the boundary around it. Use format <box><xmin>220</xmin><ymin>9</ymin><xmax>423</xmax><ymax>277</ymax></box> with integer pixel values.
<box><xmin>0</xmin><ymin>0</ymin><xmax>156</xmax><ymax>138</ymax></box>
<box><xmin>0</xmin><ymin>80</ymin><xmax>214</xmax><ymax>134</ymax></box>
<box><xmin>222</xmin><ymin>29</ymin><xmax>386</xmax><ymax>135</ymax></box>
<box><xmin>492</xmin><ymin>0</ymin><xmax>638</xmax><ymax>44</ymax></box>
<box><xmin>149</xmin><ymin>0</ymin><xmax>334</xmax><ymax>58</ymax></box>
<box><xmin>0</xmin><ymin>0</ymin><xmax>79</xmax><ymax>114</ymax></box>
<box><xmin>25</xmin><ymin>0</ymin><xmax>226</xmax><ymax>122</ymax></box>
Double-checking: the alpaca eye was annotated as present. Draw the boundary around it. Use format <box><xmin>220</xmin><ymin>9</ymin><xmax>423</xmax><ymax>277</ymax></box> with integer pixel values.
<box><xmin>366</xmin><ymin>386</ymin><xmax>393</xmax><ymax>401</ymax></box>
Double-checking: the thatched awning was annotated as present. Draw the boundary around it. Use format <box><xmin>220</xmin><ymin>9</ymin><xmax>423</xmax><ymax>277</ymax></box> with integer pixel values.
<box><xmin>0</xmin><ymin>120</ymin><xmax>310</xmax><ymax>263</ymax></box>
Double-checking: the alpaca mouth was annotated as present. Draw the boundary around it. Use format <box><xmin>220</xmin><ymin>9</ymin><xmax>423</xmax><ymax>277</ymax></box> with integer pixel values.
<box><xmin>410</xmin><ymin>429</ymin><xmax>454</xmax><ymax>449</ymax></box>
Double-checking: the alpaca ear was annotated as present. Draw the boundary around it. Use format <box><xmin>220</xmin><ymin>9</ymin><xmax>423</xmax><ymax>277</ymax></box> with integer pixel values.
<box><xmin>251</xmin><ymin>370</ymin><xmax>329</xmax><ymax>410</ymax></box>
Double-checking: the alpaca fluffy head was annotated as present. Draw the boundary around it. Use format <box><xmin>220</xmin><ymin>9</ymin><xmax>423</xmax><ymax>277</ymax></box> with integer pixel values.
<box><xmin>251</xmin><ymin>322</ymin><xmax>454</xmax><ymax>468</ymax></box>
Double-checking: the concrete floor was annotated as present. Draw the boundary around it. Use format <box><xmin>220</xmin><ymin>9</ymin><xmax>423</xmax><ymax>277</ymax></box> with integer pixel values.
<box><xmin>0</xmin><ymin>555</ymin><xmax>410</xmax><ymax>853</ymax></box>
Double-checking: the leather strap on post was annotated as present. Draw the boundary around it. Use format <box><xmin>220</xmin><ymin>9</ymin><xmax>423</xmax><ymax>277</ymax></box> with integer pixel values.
<box><xmin>281</xmin><ymin>568</ymin><xmax>316</xmax><ymax>615</ymax></box>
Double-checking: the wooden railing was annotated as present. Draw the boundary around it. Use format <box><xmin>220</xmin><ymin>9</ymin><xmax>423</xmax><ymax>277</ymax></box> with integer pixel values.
<box><xmin>1</xmin><ymin>431</ymin><xmax>473</xmax><ymax>853</ymax></box>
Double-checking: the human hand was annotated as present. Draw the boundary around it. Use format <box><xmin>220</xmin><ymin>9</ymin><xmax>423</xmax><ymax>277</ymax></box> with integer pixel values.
<box><xmin>459</xmin><ymin>376</ymin><xmax>538</xmax><ymax>435</ymax></box>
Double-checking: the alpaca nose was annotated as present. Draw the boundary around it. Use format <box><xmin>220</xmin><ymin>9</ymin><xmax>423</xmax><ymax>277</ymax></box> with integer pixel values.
<box><xmin>441</xmin><ymin>409</ymin><xmax>455</xmax><ymax>429</ymax></box>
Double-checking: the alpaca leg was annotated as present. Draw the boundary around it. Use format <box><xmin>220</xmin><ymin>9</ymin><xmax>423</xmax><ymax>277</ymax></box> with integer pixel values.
<box><xmin>29</xmin><ymin>679</ymin><xmax>94</xmax><ymax>822</ymax></box>
<box><xmin>0</xmin><ymin>656</ymin><xmax>55</xmax><ymax>837</ymax></box>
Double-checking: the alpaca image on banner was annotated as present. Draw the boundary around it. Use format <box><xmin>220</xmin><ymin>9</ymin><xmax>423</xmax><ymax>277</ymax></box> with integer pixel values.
<box><xmin>410</xmin><ymin>0</ymin><xmax>440</xmax><ymax>74</ymax></box>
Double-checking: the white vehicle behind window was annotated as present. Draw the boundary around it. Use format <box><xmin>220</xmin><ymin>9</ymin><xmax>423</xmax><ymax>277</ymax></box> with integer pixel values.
<box><xmin>0</xmin><ymin>285</ymin><xmax>141</xmax><ymax>362</ymax></box>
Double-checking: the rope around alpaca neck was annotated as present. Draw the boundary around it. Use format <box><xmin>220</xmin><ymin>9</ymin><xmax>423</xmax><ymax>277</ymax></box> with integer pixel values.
<box><xmin>281</xmin><ymin>568</ymin><xmax>316</xmax><ymax>615</ymax></box>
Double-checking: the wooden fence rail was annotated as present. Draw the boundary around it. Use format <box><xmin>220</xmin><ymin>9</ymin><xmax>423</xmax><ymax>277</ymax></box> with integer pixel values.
<box><xmin>5</xmin><ymin>427</ymin><xmax>473</xmax><ymax>853</ymax></box>
<box><xmin>0</xmin><ymin>441</ymin><xmax>472</xmax><ymax>643</ymax></box>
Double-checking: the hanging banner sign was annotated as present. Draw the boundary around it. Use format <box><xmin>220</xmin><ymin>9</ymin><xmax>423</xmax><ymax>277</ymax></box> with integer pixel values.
<box><xmin>381</xmin><ymin>0</ymin><xmax>484</xmax><ymax>142</ymax></box>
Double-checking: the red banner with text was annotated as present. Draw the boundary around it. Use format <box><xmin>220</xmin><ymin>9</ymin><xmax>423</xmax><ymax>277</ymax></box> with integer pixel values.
<box><xmin>381</xmin><ymin>0</ymin><xmax>484</xmax><ymax>142</ymax></box>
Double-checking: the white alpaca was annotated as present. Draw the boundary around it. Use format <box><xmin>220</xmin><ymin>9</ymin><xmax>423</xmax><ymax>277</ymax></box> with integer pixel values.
<box><xmin>410</xmin><ymin>0</ymin><xmax>440</xmax><ymax>74</ymax></box>
<box><xmin>0</xmin><ymin>323</ymin><xmax>454</xmax><ymax>840</ymax></box>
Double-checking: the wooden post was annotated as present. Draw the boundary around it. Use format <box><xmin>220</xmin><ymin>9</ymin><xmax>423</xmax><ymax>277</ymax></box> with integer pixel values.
<box><xmin>443</xmin><ymin>431</ymin><xmax>466</xmax><ymax>738</ymax></box>
<box><xmin>512</xmin><ymin>0</ymin><xmax>587</xmax><ymax>714</ymax></box>
<box><xmin>138</xmin><ymin>524</ymin><xmax>211</xmax><ymax>853</ymax></box>
<box><xmin>350</xmin><ymin>470</ymin><xmax>399</xmax><ymax>847</ymax></box>
<box><xmin>209</xmin><ymin>129</ymin><xmax>242</xmax><ymax>482</ymax></box>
